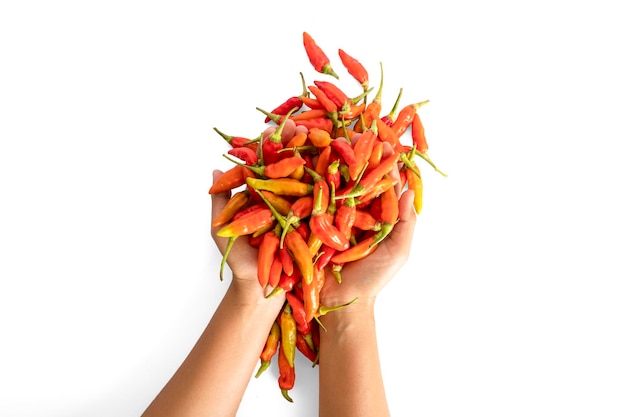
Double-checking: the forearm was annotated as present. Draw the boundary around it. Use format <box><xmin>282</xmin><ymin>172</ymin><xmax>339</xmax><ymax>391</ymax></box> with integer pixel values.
<box><xmin>142</xmin><ymin>281</ymin><xmax>285</xmax><ymax>417</ymax></box>
<box><xmin>318</xmin><ymin>301</ymin><xmax>390</xmax><ymax>417</ymax></box>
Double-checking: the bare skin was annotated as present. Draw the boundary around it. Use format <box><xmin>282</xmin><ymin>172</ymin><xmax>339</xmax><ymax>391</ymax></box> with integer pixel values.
<box><xmin>142</xmin><ymin>169</ymin><xmax>417</xmax><ymax>417</ymax></box>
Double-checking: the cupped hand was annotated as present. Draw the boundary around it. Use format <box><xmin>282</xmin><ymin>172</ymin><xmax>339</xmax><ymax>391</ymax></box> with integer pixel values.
<box><xmin>320</xmin><ymin>188</ymin><xmax>417</xmax><ymax>308</ymax></box>
<box><xmin>210</xmin><ymin>170</ymin><xmax>260</xmax><ymax>285</ymax></box>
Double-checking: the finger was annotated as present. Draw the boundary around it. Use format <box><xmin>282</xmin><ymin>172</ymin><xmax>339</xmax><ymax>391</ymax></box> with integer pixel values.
<box><xmin>387</xmin><ymin>188</ymin><xmax>417</xmax><ymax>252</ymax></box>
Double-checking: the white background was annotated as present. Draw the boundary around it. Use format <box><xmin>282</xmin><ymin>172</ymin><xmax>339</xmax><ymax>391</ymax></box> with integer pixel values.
<box><xmin>1</xmin><ymin>1</ymin><xmax>625</xmax><ymax>416</ymax></box>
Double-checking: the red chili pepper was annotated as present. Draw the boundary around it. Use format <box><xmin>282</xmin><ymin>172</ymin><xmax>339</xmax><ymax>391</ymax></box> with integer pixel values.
<box><xmin>277</xmin><ymin>344</ymin><xmax>295</xmax><ymax>402</ymax></box>
<box><xmin>313</xmin><ymin>80</ymin><xmax>350</xmax><ymax>108</ymax></box>
<box><xmin>266</xmin><ymin>96</ymin><xmax>303</xmax><ymax>123</ymax></box>
<box><xmin>353</xmin><ymin>209</ymin><xmax>381</xmax><ymax>231</ymax></box>
<box><xmin>357</xmin><ymin>176</ymin><xmax>398</xmax><ymax>205</ymax></box>
<box><xmin>295</xmin><ymin>117</ymin><xmax>334</xmax><ymax>133</ymax></box>
<box><xmin>314</xmin><ymin>145</ymin><xmax>332</xmax><ymax>176</ymax></box>
<box><xmin>302</xmin><ymin>32</ymin><xmax>338</xmax><ymax>79</ymax></box>
<box><xmin>325</xmin><ymin>159</ymin><xmax>341</xmax><ymax>191</ymax></box>
<box><xmin>330</xmin><ymin>138</ymin><xmax>358</xmax><ymax>167</ymax></box>
<box><xmin>296</xmin><ymin>331</ymin><xmax>318</xmax><ymax>363</ymax></box>
<box><xmin>285</xmin><ymin>292</ymin><xmax>311</xmax><ymax>336</ymax></box>
<box><xmin>227</xmin><ymin>146</ymin><xmax>258</xmax><ymax>165</ymax></box>
<box><xmin>376</xmin><ymin>116</ymin><xmax>402</xmax><ymax>151</ymax></box>
<box><xmin>291</xmin><ymin>108</ymin><xmax>327</xmax><ymax>121</ymax></box>
<box><xmin>355</xmin><ymin>62</ymin><xmax>384</xmax><ymax>133</ymax></box>
<box><xmin>309</xmin><ymin>212</ymin><xmax>349</xmax><ymax>252</ymax></box>
<box><xmin>308</xmin><ymin>85</ymin><xmax>338</xmax><ymax>124</ymax></box>
<box><xmin>334</xmin><ymin>196</ymin><xmax>356</xmax><ymax>240</ymax></box>
<box><xmin>255</xmin><ymin>321</ymin><xmax>281</xmax><ymax>378</ymax></box>
<box><xmin>349</xmin><ymin>123</ymin><xmax>378</xmax><ymax>181</ymax></box>
<box><xmin>367</xmin><ymin>140</ymin><xmax>384</xmax><ymax>170</ymax></box>
<box><xmin>257</xmin><ymin>229</ymin><xmax>280</xmax><ymax>288</ymax></box>
<box><xmin>315</xmin><ymin>243</ymin><xmax>337</xmax><ymax>271</ymax></box>
<box><xmin>265</xmin><ymin>268</ymin><xmax>301</xmax><ymax>299</ymax></box>
<box><xmin>261</xmin><ymin>107</ymin><xmax>299</xmax><ymax>165</ymax></box>
<box><xmin>338</xmin><ymin>48</ymin><xmax>369</xmax><ymax>90</ymax></box>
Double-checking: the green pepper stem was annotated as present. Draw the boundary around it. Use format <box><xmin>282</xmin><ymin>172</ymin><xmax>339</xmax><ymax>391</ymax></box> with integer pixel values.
<box><xmin>220</xmin><ymin>236</ymin><xmax>237</xmax><ymax>281</ymax></box>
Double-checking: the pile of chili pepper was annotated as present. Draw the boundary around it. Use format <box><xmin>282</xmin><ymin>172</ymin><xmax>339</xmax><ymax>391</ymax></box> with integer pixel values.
<box><xmin>210</xmin><ymin>32</ymin><xmax>446</xmax><ymax>402</ymax></box>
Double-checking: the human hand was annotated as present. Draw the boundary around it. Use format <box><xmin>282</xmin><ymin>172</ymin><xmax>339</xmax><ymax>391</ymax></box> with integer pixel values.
<box><xmin>210</xmin><ymin>170</ymin><xmax>263</xmax><ymax>290</ymax></box>
<box><xmin>320</xmin><ymin>188</ymin><xmax>417</xmax><ymax>308</ymax></box>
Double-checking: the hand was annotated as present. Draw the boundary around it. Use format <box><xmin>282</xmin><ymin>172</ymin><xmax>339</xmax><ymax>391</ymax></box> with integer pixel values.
<box><xmin>320</xmin><ymin>188</ymin><xmax>417</xmax><ymax>308</ymax></box>
<box><xmin>210</xmin><ymin>170</ymin><xmax>261</xmax><ymax>287</ymax></box>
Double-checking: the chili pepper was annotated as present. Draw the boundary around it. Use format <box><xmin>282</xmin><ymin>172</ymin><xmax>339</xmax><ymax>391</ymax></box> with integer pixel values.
<box><xmin>353</xmin><ymin>209</ymin><xmax>382</xmax><ymax>231</ymax></box>
<box><xmin>310</xmin><ymin>211</ymin><xmax>350</xmax><ymax>251</ymax></box>
<box><xmin>266</xmin><ymin>96</ymin><xmax>303</xmax><ymax>123</ymax></box>
<box><xmin>255</xmin><ymin>321</ymin><xmax>281</xmax><ymax>378</ymax></box>
<box><xmin>258</xmin><ymin>228</ymin><xmax>280</xmax><ymax>288</ymax></box>
<box><xmin>284</xmin><ymin>131</ymin><xmax>307</xmax><ymax>149</ymax></box>
<box><xmin>285</xmin><ymin>292</ymin><xmax>312</xmax><ymax>336</ymax></box>
<box><xmin>349</xmin><ymin>122</ymin><xmax>378</xmax><ymax>181</ymax></box>
<box><xmin>295</xmin><ymin>117</ymin><xmax>334</xmax><ymax>133</ymax></box>
<box><xmin>302</xmin><ymin>31</ymin><xmax>338</xmax><ymax>79</ymax></box>
<box><xmin>219</xmin><ymin>236</ymin><xmax>237</xmax><ymax>281</ymax></box>
<box><xmin>367</xmin><ymin>140</ymin><xmax>384</xmax><ymax>170</ymax></box>
<box><xmin>248</xmin><ymin>233</ymin><xmax>264</xmax><ymax>248</ymax></box>
<box><xmin>330</xmin><ymin>138</ymin><xmax>358</xmax><ymax>166</ymax></box>
<box><xmin>280</xmin><ymin>301</ymin><xmax>298</xmax><ymax>368</ymax></box>
<box><xmin>342</xmin><ymin>151</ymin><xmax>400</xmax><ymax>198</ymax></box>
<box><xmin>268</xmin><ymin>252</ymin><xmax>283</xmax><ymax>288</ymax></box>
<box><xmin>296</xmin><ymin>331</ymin><xmax>318</xmax><ymax>364</ymax></box>
<box><xmin>230</xmin><ymin>202</ymin><xmax>265</xmax><ymax>221</ymax></box>
<box><xmin>216</xmin><ymin>207</ymin><xmax>274</xmax><ymax>238</ymax></box>
<box><xmin>295</xmin><ymin>222</ymin><xmax>310</xmax><ymax>242</ymax></box>
<box><xmin>277</xmin><ymin>340</ymin><xmax>295</xmax><ymax>402</ymax></box>
<box><xmin>334</xmin><ymin>196</ymin><xmax>357</xmax><ymax>240</ymax></box>
<box><xmin>410</xmin><ymin>108</ymin><xmax>428</xmax><ymax>153</ymax></box>
<box><xmin>213</xmin><ymin>127</ymin><xmax>259</xmax><ymax>149</ymax></box>
<box><xmin>265</xmin><ymin>156</ymin><xmax>307</xmax><ymax>179</ymax></box>
<box><xmin>357</xmin><ymin>176</ymin><xmax>398</xmax><ymax>205</ymax></box>
<box><xmin>380</xmin><ymin>87</ymin><xmax>403</xmax><ymax>126</ymax></box>
<box><xmin>246</xmin><ymin>177</ymin><xmax>313</xmax><ymax>197</ymax></box>
<box><xmin>339</xmin><ymin>102</ymin><xmax>366</xmax><ymax>121</ymax></box>
<box><xmin>325</xmin><ymin>159</ymin><xmax>341</xmax><ymax>191</ymax></box>
<box><xmin>279</xmin><ymin>245</ymin><xmax>294</xmax><ymax>276</ymax></box>
<box><xmin>406</xmin><ymin>164</ymin><xmax>423</xmax><ymax>214</ymax></box>
<box><xmin>355</xmin><ymin>62</ymin><xmax>384</xmax><ymax>133</ymax></box>
<box><xmin>208</xmin><ymin>165</ymin><xmax>250</xmax><ymax>194</ymax></box>
<box><xmin>307</xmin><ymin>232</ymin><xmax>324</xmax><ymax>257</ymax></box>
<box><xmin>314</xmin><ymin>80</ymin><xmax>350</xmax><ymax>108</ymax></box>
<box><xmin>335</xmin><ymin>125</ymin><xmax>359</xmax><ymax>142</ymax></box>
<box><xmin>227</xmin><ymin>146</ymin><xmax>258</xmax><ymax>166</ymax></box>
<box><xmin>314</xmin><ymin>145</ymin><xmax>332</xmax><ymax>176</ymax></box>
<box><xmin>308</xmin><ymin>127</ymin><xmax>332</xmax><ymax>148</ymax></box>
<box><xmin>338</xmin><ymin>48</ymin><xmax>369</xmax><ymax>91</ymax></box>
<box><xmin>376</xmin><ymin>116</ymin><xmax>402</xmax><ymax>151</ymax></box>
<box><xmin>258</xmin><ymin>191</ymin><xmax>292</xmax><ymax>216</ymax></box>
<box><xmin>331</xmin><ymin>235</ymin><xmax>378</xmax><ymax>264</ymax></box>
<box><xmin>391</xmin><ymin>99</ymin><xmax>429</xmax><ymax>139</ymax></box>
<box><xmin>285</xmin><ymin>229</ymin><xmax>314</xmax><ymax>285</ymax></box>
<box><xmin>261</xmin><ymin>107</ymin><xmax>299</xmax><ymax>165</ymax></box>
<box><xmin>371</xmin><ymin>185</ymin><xmax>399</xmax><ymax>246</ymax></box>
<box><xmin>303</xmin><ymin>262</ymin><xmax>325</xmax><ymax>322</ymax></box>
<box><xmin>316</xmin><ymin>243</ymin><xmax>337</xmax><ymax>271</ymax></box>
<box><xmin>290</xmin><ymin>108</ymin><xmax>325</xmax><ymax>122</ymax></box>
<box><xmin>281</xmin><ymin>194</ymin><xmax>314</xmax><ymax>245</ymax></box>
<box><xmin>266</xmin><ymin>268</ymin><xmax>301</xmax><ymax>298</ymax></box>
<box><xmin>211</xmin><ymin>190</ymin><xmax>250</xmax><ymax>228</ymax></box>
<box><xmin>308</xmin><ymin>85</ymin><xmax>338</xmax><ymax>126</ymax></box>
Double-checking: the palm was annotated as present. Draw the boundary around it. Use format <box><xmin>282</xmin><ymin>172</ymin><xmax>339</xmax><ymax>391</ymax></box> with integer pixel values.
<box><xmin>321</xmin><ymin>189</ymin><xmax>417</xmax><ymax>307</ymax></box>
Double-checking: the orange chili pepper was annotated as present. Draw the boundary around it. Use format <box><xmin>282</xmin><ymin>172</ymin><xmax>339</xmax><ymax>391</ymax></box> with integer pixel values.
<box><xmin>411</xmin><ymin>110</ymin><xmax>429</xmax><ymax>153</ymax></box>
<box><xmin>216</xmin><ymin>207</ymin><xmax>274</xmax><ymax>238</ymax></box>
<box><xmin>367</xmin><ymin>140</ymin><xmax>384</xmax><ymax>170</ymax></box>
<box><xmin>296</xmin><ymin>331</ymin><xmax>318</xmax><ymax>364</ymax></box>
<box><xmin>290</xmin><ymin>108</ymin><xmax>327</xmax><ymax>121</ymax></box>
<box><xmin>391</xmin><ymin>100</ymin><xmax>429</xmax><ymax>139</ymax></box>
<box><xmin>338</xmin><ymin>48</ymin><xmax>369</xmax><ymax>91</ymax></box>
<box><xmin>376</xmin><ymin>116</ymin><xmax>402</xmax><ymax>151</ymax></box>
<box><xmin>295</xmin><ymin>117</ymin><xmax>334</xmax><ymax>133</ymax></box>
<box><xmin>258</xmin><ymin>228</ymin><xmax>280</xmax><ymax>288</ymax></box>
<box><xmin>246</xmin><ymin>177</ymin><xmax>313</xmax><ymax>197</ymax></box>
<box><xmin>302</xmin><ymin>262</ymin><xmax>324</xmax><ymax>322</ymax></box>
<box><xmin>330</xmin><ymin>235</ymin><xmax>378</xmax><ymax>264</ymax></box>
<box><xmin>208</xmin><ymin>165</ymin><xmax>250</xmax><ymax>194</ymax></box>
<box><xmin>211</xmin><ymin>189</ymin><xmax>250</xmax><ymax>228</ymax></box>
<box><xmin>308</xmin><ymin>85</ymin><xmax>338</xmax><ymax>126</ymax></box>
<box><xmin>308</xmin><ymin>128</ymin><xmax>332</xmax><ymax>148</ymax></box>
<box><xmin>355</xmin><ymin>62</ymin><xmax>384</xmax><ymax>133</ymax></box>
<box><xmin>279</xmin><ymin>245</ymin><xmax>294</xmax><ymax>276</ymax></box>
<box><xmin>258</xmin><ymin>191</ymin><xmax>292</xmax><ymax>216</ymax></box>
<box><xmin>255</xmin><ymin>321</ymin><xmax>281</xmax><ymax>378</ymax></box>
<box><xmin>349</xmin><ymin>122</ymin><xmax>378</xmax><ymax>180</ymax></box>
<box><xmin>268</xmin><ymin>252</ymin><xmax>283</xmax><ymax>288</ymax></box>
<box><xmin>353</xmin><ymin>209</ymin><xmax>381</xmax><ymax>231</ymax></box>
<box><xmin>302</xmin><ymin>31</ymin><xmax>338</xmax><ymax>79</ymax></box>
<box><xmin>313</xmin><ymin>80</ymin><xmax>350</xmax><ymax>108</ymax></box>
<box><xmin>285</xmin><ymin>131</ymin><xmax>308</xmax><ymax>149</ymax></box>
<box><xmin>357</xmin><ymin>176</ymin><xmax>398</xmax><ymax>205</ymax></box>
<box><xmin>284</xmin><ymin>229</ymin><xmax>314</xmax><ymax>285</ymax></box>
<box><xmin>314</xmin><ymin>145</ymin><xmax>332</xmax><ymax>176</ymax></box>
<box><xmin>334</xmin><ymin>196</ymin><xmax>357</xmax><ymax>241</ymax></box>
<box><xmin>371</xmin><ymin>185</ymin><xmax>399</xmax><ymax>245</ymax></box>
